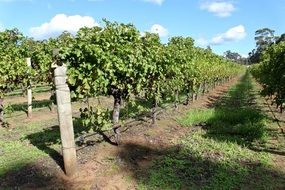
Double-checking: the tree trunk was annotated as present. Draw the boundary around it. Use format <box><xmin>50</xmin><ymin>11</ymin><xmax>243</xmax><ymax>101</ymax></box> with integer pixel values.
<box><xmin>0</xmin><ymin>98</ymin><xmax>4</xmax><ymax>127</ymax></box>
<box><xmin>185</xmin><ymin>88</ymin><xmax>191</xmax><ymax>106</ymax></box>
<box><xmin>126</xmin><ymin>100</ymin><xmax>129</xmax><ymax>120</ymax></box>
<box><xmin>174</xmin><ymin>90</ymin><xmax>179</xmax><ymax>110</ymax></box>
<box><xmin>21</xmin><ymin>84</ymin><xmax>26</xmax><ymax>97</ymax></box>
<box><xmin>192</xmin><ymin>93</ymin><xmax>196</xmax><ymax>102</ymax></box>
<box><xmin>197</xmin><ymin>83</ymin><xmax>202</xmax><ymax>99</ymax></box>
<box><xmin>113</xmin><ymin>94</ymin><xmax>121</xmax><ymax>145</ymax></box>
<box><xmin>202</xmin><ymin>82</ymin><xmax>206</xmax><ymax>95</ymax></box>
<box><xmin>152</xmin><ymin>97</ymin><xmax>158</xmax><ymax>126</ymax></box>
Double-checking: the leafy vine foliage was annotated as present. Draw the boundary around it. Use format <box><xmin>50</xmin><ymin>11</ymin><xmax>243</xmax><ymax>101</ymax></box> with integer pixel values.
<box><xmin>60</xmin><ymin>20</ymin><xmax>242</xmax><ymax>132</ymax></box>
<box><xmin>0</xmin><ymin>29</ymin><xmax>30</xmax><ymax>126</ymax></box>
<box><xmin>0</xmin><ymin>29</ymin><xmax>73</xmax><ymax>125</ymax></box>
<box><xmin>0</xmin><ymin>29</ymin><xmax>29</xmax><ymax>98</ymax></box>
<box><xmin>0</xmin><ymin>21</ymin><xmax>242</xmax><ymax>131</ymax></box>
<box><xmin>251</xmin><ymin>42</ymin><xmax>285</xmax><ymax>112</ymax></box>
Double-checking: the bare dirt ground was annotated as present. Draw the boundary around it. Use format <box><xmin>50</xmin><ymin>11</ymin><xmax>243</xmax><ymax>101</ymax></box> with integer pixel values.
<box><xmin>2</xmin><ymin>76</ymin><xmax>284</xmax><ymax>190</ymax></box>
<box><xmin>0</xmin><ymin>78</ymin><xmax>239</xmax><ymax>190</ymax></box>
<box><xmin>5</xmin><ymin>91</ymin><xmax>51</xmax><ymax>105</ymax></box>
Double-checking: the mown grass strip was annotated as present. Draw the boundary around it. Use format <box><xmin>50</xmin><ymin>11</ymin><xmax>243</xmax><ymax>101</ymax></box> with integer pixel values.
<box><xmin>179</xmin><ymin>71</ymin><xmax>268</xmax><ymax>143</ymax></box>
<box><xmin>137</xmin><ymin>72</ymin><xmax>285</xmax><ymax>190</ymax></box>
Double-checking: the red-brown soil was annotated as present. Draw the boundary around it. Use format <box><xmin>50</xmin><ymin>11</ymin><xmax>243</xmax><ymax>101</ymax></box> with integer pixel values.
<box><xmin>0</xmin><ymin>77</ymin><xmax>251</xmax><ymax>190</ymax></box>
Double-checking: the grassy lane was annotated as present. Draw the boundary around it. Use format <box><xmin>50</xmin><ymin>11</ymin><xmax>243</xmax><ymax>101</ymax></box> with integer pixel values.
<box><xmin>138</xmin><ymin>72</ymin><xmax>285</xmax><ymax>190</ymax></box>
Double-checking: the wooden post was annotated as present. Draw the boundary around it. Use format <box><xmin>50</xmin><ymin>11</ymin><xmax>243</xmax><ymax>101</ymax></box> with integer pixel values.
<box><xmin>53</xmin><ymin>50</ymin><xmax>77</xmax><ymax>177</ymax></box>
<box><xmin>26</xmin><ymin>58</ymin><xmax>32</xmax><ymax>118</ymax></box>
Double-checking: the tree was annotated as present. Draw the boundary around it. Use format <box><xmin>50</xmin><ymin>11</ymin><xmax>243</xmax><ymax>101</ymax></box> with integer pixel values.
<box><xmin>255</xmin><ymin>28</ymin><xmax>276</xmax><ymax>50</ymax></box>
<box><xmin>276</xmin><ymin>33</ymin><xmax>285</xmax><ymax>44</ymax></box>
<box><xmin>249</xmin><ymin>28</ymin><xmax>276</xmax><ymax>63</ymax></box>
<box><xmin>224</xmin><ymin>50</ymin><xmax>241</xmax><ymax>61</ymax></box>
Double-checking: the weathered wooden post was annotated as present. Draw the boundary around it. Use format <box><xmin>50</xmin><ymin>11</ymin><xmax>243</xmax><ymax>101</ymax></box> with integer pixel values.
<box><xmin>26</xmin><ymin>58</ymin><xmax>32</xmax><ymax>118</ymax></box>
<box><xmin>52</xmin><ymin>49</ymin><xmax>77</xmax><ymax>177</ymax></box>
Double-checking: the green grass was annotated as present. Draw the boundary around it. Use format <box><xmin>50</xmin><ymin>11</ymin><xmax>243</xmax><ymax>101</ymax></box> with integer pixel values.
<box><xmin>1</xmin><ymin>71</ymin><xmax>285</xmax><ymax>189</ymax></box>
<box><xmin>0</xmin><ymin>120</ymin><xmax>60</xmax><ymax>178</ymax></box>
<box><xmin>177</xmin><ymin>109</ymin><xmax>215</xmax><ymax>127</ymax></box>
<box><xmin>179</xmin><ymin>72</ymin><xmax>268</xmax><ymax>143</ymax></box>
<box><xmin>137</xmin><ymin>72</ymin><xmax>285</xmax><ymax>190</ymax></box>
<box><xmin>0</xmin><ymin>140</ymin><xmax>47</xmax><ymax>177</ymax></box>
<box><xmin>0</xmin><ymin>115</ymin><xmax>90</xmax><ymax>178</ymax></box>
<box><xmin>5</xmin><ymin>84</ymin><xmax>51</xmax><ymax>97</ymax></box>
<box><xmin>138</xmin><ymin>130</ymin><xmax>279</xmax><ymax>190</ymax></box>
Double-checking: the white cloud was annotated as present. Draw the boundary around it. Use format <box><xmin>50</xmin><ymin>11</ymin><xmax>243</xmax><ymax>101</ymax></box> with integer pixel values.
<box><xmin>29</xmin><ymin>14</ymin><xmax>99</xmax><ymax>39</ymax></box>
<box><xmin>149</xmin><ymin>24</ymin><xmax>168</xmax><ymax>37</ymax></box>
<box><xmin>200</xmin><ymin>1</ymin><xmax>235</xmax><ymax>17</ymax></box>
<box><xmin>196</xmin><ymin>25</ymin><xmax>246</xmax><ymax>47</ymax></box>
<box><xmin>210</xmin><ymin>25</ymin><xmax>246</xmax><ymax>45</ymax></box>
<box><xmin>142</xmin><ymin>0</ymin><xmax>164</xmax><ymax>5</ymax></box>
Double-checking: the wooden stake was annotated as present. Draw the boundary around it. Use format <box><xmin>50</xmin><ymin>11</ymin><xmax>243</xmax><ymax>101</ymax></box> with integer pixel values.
<box><xmin>53</xmin><ymin>63</ymin><xmax>77</xmax><ymax>177</ymax></box>
<box><xmin>26</xmin><ymin>58</ymin><xmax>32</xmax><ymax>118</ymax></box>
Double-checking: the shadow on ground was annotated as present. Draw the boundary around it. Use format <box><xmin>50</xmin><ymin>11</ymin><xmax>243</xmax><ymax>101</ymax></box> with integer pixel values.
<box><xmin>10</xmin><ymin>99</ymin><xmax>53</xmax><ymax>112</ymax></box>
<box><xmin>0</xmin><ymin>161</ymin><xmax>71</xmax><ymax>190</ymax></box>
<box><xmin>23</xmin><ymin>118</ymin><xmax>119</xmax><ymax>172</ymax></box>
<box><xmin>203</xmin><ymin>72</ymin><xmax>269</xmax><ymax>145</ymax></box>
<box><xmin>197</xmin><ymin>72</ymin><xmax>285</xmax><ymax>156</ymax></box>
<box><xmin>115</xmin><ymin>142</ymin><xmax>285</xmax><ymax>190</ymax></box>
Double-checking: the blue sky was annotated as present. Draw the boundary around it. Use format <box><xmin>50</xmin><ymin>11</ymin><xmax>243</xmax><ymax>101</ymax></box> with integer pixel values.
<box><xmin>0</xmin><ymin>0</ymin><xmax>285</xmax><ymax>57</ymax></box>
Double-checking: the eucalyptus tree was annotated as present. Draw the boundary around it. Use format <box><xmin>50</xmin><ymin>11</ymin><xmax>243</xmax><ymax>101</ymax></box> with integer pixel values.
<box><xmin>250</xmin><ymin>28</ymin><xmax>276</xmax><ymax>63</ymax></box>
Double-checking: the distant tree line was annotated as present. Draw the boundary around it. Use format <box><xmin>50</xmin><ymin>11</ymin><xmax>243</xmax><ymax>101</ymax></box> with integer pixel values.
<box><xmin>223</xmin><ymin>28</ymin><xmax>285</xmax><ymax>65</ymax></box>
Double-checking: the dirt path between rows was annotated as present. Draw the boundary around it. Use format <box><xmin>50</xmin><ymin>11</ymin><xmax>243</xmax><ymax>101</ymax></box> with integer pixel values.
<box><xmin>1</xmin><ymin>77</ymin><xmax>240</xmax><ymax>190</ymax></box>
<box><xmin>58</xmin><ymin>78</ymin><xmax>240</xmax><ymax>190</ymax></box>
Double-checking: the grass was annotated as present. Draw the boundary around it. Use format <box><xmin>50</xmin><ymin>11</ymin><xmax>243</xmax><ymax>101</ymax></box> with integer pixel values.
<box><xmin>0</xmin><ymin>114</ymin><xmax>93</xmax><ymax>178</ymax></box>
<box><xmin>137</xmin><ymin>72</ymin><xmax>285</xmax><ymax>190</ymax></box>
<box><xmin>138</xmin><ymin>130</ymin><xmax>278</xmax><ymax>190</ymax></box>
<box><xmin>177</xmin><ymin>109</ymin><xmax>215</xmax><ymax>127</ymax></box>
<box><xmin>0</xmin><ymin>139</ymin><xmax>47</xmax><ymax>177</ymax></box>
<box><xmin>0</xmin><ymin>119</ymin><xmax>61</xmax><ymax>178</ymax></box>
<box><xmin>1</xmin><ymin>72</ymin><xmax>285</xmax><ymax>189</ymax></box>
<box><xmin>8</xmin><ymin>99</ymin><xmax>53</xmax><ymax>112</ymax></box>
<box><xmin>5</xmin><ymin>84</ymin><xmax>51</xmax><ymax>97</ymax></box>
<box><xmin>179</xmin><ymin>72</ymin><xmax>268</xmax><ymax>144</ymax></box>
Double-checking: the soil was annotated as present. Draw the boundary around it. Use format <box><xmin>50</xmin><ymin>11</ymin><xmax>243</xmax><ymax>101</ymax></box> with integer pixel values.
<box><xmin>5</xmin><ymin>91</ymin><xmax>51</xmax><ymax>105</ymax></box>
<box><xmin>2</xmin><ymin>77</ymin><xmax>284</xmax><ymax>190</ymax></box>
